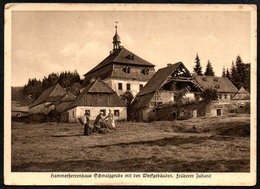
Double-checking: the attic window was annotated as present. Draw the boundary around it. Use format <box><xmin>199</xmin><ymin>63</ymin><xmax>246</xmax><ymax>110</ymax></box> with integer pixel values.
<box><xmin>127</xmin><ymin>53</ymin><xmax>134</xmax><ymax>60</ymax></box>
<box><xmin>123</xmin><ymin>66</ymin><xmax>131</xmax><ymax>74</ymax></box>
<box><xmin>215</xmin><ymin>84</ymin><xmax>220</xmax><ymax>89</ymax></box>
<box><xmin>142</xmin><ymin>68</ymin><xmax>149</xmax><ymax>75</ymax></box>
<box><xmin>203</xmin><ymin>77</ymin><xmax>207</xmax><ymax>81</ymax></box>
<box><xmin>214</xmin><ymin>78</ymin><xmax>218</xmax><ymax>82</ymax></box>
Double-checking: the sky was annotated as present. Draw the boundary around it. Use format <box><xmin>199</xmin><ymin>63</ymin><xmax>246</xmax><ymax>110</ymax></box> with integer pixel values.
<box><xmin>11</xmin><ymin>10</ymin><xmax>251</xmax><ymax>86</ymax></box>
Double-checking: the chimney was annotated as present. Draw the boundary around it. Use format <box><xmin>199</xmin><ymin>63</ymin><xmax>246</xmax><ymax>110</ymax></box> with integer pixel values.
<box><xmin>167</xmin><ymin>63</ymin><xmax>172</xmax><ymax>67</ymax></box>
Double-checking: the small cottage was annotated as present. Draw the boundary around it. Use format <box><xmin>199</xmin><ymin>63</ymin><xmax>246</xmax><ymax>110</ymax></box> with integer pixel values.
<box><xmin>193</xmin><ymin>76</ymin><xmax>238</xmax><ymax>101</ymax></box>
<box><xmin>62</xmin><ymin>78</ymin><xmax>127</xmax><ymax>122</ymax></box>
<box><xmin>29</xmin><ymin>83</ymin><xmax>66</xmax><ymax>114</ymax></box>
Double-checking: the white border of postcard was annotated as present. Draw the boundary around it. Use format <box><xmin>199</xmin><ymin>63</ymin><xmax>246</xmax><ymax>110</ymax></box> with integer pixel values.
<box><xmin>4</xmin><ymin>3</ymin><xmax>257</xmax><ymax>186</ymax></box>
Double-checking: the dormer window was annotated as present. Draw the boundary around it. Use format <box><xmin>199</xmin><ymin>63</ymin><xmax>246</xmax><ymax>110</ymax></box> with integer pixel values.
<box><xmin>126</xmin><ymin>53</ymin><xmax>134</xmax><ymax>60</ymax></box>
<box><xmin>123</xmin><ymin>66</ymin><xmax>131</xmax><ymax>74</ymax></box>
<box><xmin>142</xmin><ymin>68</ymin><xmax>149</xmax><ymax>75</ymax></box>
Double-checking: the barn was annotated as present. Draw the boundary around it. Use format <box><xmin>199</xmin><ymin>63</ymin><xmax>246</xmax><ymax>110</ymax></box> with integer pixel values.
<box><xmin>61</xmin><ymin>78</ymin><xmax>127</xmax><ymax>122</ymax></box>
<box><xmin>29</xmin><ymin>83</ymin><xmax>66</xmax><ymax>114</ymax></box>
<box><xmin>134</xmin><ymin>62</ymin><xmax>202</xmax><ymax>122</ymax></box>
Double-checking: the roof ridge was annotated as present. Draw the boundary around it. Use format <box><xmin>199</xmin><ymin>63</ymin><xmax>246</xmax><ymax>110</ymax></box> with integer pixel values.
<box><xmin>84</xmin><ymin>49</ymin><xmax>122</xmax><ymax>76</ymax></box>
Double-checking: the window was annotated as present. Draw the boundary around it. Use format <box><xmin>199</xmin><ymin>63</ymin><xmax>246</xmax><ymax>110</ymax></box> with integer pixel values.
<box><xmin>126</xmin><ymin>83</ymin><xmax>131</xmax><ymax>91</ymax></box>
<box><xmin>218</xmin><ymin>94</ymin><xmax>222</xmax><ymax>99</ymax></box>
<box><xmin>114</xmin><ymin>110</ymin><xmax>120</xmax><ymax>117</ymax></box>
<box><xmin>127</xmin><ymin>53</ymin><xmax>134</xmax><ymax>60</ymax></box>
<box><xmin>139</xmin><ymin>84</ymin><xmax>143</xmax><ymax>91</ymax></box>
<box><xmin>72</xmin><ymin>110</ymin><xmax>75</xmax><ymax>117</ymax></box>
<box><xmin>224</xmin><ymin>94</ymin><xmax>227</xmax><ymax>99</ymax></box>
<box><xmin>100</xmin><ymin>109</ymin><xmax>106</xmax><ymax>116</ymax></box>
<box><xmin>123</xmin><ymin>66</ymin><xmax>131</xmax><ymax>74</ymax></box>
<box><xmin>142</xmin><ymin>68</ymin><xmax>149</xmax><ymax>75</ymax></box>
<box><xmin>118</xmin><ymin>83</ymin><xmax>122</xmax><ymax>90</ymax></box>
<box><xmin>85</xmin><ymin>110</ymin><xmax>90</xmax><ymax>116</ymax></box>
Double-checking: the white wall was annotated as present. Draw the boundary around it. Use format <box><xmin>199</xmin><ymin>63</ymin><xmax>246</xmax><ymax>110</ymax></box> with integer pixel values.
<box><xmin>183</xmin><ymin>93</ymin><xmax>196</xmax><ymax>102</ymax></box>
<box><xmin>104</xmin><ymin>78</ymin><xmax>147</xmax><ymax>96</ymax></box>
<box><xmin>160</xmin><ymin>91</ymin><xmax>174</xmax><ymax>103</ymax></box>
<box><xmin>67</xmin><ymin>106</ymin><xmax>127</xmax><ymax>122</ymax></box>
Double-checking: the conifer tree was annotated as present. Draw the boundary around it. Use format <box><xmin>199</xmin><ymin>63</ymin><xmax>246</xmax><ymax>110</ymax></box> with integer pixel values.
<box><xmin>222</xmin><ymin>66</ymin><xmax>226</xmax><ymax>77</ymax></box>
<box><xmin>193</xmin><ymin>54</ymin><xmax>203</xmax><ymax>75</ymax></box>
<box><xmin>226</xmin><ymin>68</ymin><xmax>231</xmax><ymax>80</ymax></box>
<box><xmin>204</xmin><ymin>60</ymin><xmax>215</xmax><ymax>76</ymax></box>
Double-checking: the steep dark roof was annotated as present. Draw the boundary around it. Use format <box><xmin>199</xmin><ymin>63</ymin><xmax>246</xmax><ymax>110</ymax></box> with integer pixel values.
<box><xmin>137</xmin><ymin>62</ymin><xmax>183</xmax><ymax>96</ymax></box>
<box><xmin>54</xmin><ymin>91</ymin><xmax>76</xmax><ymax>105</ymax></box>
<box><xmin>194</xmin><ymin>76</ymin><xmax>238</xmax><ymax>93</ymax></box>
<box><xmin>29</xmin><ymin>84</ymin><xmax>66</xmax><ymax>108</ymax></box>
<box><xmin>65</xmin><ymin>78</ymin><xmax>126</xmax><ymax>111</ymax></box>
<box><xmin>135</xmin><ymin>62</ymin><xmax>191</xmax><ymax>109</ymax></box>
<box><xmin>84</xmin><ymin>47</ymin><xmax>155</xmax><ymax>77</ymax></box>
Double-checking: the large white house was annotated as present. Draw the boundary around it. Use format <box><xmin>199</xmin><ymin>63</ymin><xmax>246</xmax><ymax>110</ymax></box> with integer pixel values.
<box><xmin>83</xmin><ymin>26</ymin><xmax>156</xmax><ymax>96</ymax></box>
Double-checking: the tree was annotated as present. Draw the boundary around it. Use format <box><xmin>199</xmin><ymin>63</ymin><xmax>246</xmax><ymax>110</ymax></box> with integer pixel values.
<box><xmin>226</xmin><ymin>68</ymin><xmax>231</xmax><ymax>80</ymax></box>
<box><xmin>120</xmin><ymin>91</ymin><xmax>134</xmax><ymax>121</ymax></box>
<box><xmin>222</xmin><ymin>67</ymin><xmax>226</xmax><ymax>77</ymax></box>
<box><xmin>230</xmin><ymin>60</ymin><xmax>239</xmax><ymax>87</ymax></box>
<box><xmin>193</xmin><ymin>54</ymin><xmax>203</xmax><ymax>75</ymax></box>
<box><xmin>204</xmin><ymin>60</ymin><xmax>215</xmax><ymax>76</ymax></box>
<box><xmin>201</xmin><ymin>88</ymin><xmax>218</xmax><ymax>102</ymax></box>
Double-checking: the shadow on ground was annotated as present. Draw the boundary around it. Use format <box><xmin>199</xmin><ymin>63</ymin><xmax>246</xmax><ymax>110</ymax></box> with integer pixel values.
<box><xmin>89</xmin><ymin>135</ymin><xmax>234</xmax><ymax>148</ymax></box>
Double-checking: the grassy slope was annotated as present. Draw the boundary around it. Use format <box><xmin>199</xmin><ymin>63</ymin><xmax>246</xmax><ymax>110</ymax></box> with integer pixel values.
<box><xmin>11</xmin><ymin>115</ymin><xmax>250</xmax><ymax>172</ymax></box>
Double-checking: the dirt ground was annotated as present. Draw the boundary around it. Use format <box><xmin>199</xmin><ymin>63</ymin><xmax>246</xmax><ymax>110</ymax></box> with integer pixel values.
<box><xmin>11</xmin><ymin>114</ymin><xmax>250</xmax><ymax>172</ymax></box>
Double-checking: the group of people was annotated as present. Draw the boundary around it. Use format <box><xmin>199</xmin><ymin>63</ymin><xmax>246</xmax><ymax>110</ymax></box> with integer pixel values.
<box><xmin>83</xmin><ymin>109</ymin><xmax>116</xmax><ymax>136</ymax></box>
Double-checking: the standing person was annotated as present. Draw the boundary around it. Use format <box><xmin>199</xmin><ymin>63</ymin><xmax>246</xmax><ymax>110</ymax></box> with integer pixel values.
<box><xmin>84</xmin><ymin>111</ymin><xmax>92</xmax><ymax>136</ymax></box>
<box><xmin>104</xmin><ymin>109</ymin><xmax>115</xmax><ymax>129</ymax></box>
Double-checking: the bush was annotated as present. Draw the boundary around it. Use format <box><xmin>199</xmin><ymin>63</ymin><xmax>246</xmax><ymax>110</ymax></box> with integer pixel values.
<box><xmin>46</xmin><ymin>110</ymin><xmax>60</xmax><ymax>122</ymax></box>
<box><xmin>12</xmin><ymin>110</ymin><xmax>61</xmax><ymax>123</ymax></box>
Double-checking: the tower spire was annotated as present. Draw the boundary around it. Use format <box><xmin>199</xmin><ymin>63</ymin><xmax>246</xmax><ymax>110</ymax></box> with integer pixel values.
<box><xmin>113</xmin><ymin>21</ymin><xmax>121</xmax><ymax>50</ymax></box>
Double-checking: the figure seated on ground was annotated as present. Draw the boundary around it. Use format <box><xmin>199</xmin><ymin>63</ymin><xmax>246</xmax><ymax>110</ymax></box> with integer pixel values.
<box><xmin>93</xmin><ymin>112</ymin><xmax>112</xmax><ymax>134</ymax></box>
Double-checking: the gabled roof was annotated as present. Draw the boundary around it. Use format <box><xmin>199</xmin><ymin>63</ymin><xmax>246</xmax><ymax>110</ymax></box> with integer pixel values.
<box><xmin>236</xmin><ymin>87</ymin><xmax>249</xmax><ymax>94</ymax></box>
<box><xmin>54</xmin><ymin>91</ymin><xmax>76</xmax><ymax>105</ymax></box>
<box><xmin>84</xmin><ymin>47</ymin><xmax>155</xmax><ymax>77</ymax></box>
<box><xmin>65</xmin><ymin>78</ymin><xmax>126</xmax><ymax>111</ymax></box>
<box><xmin>232</xmin><ymin>87</ymin><xmax>250</xmax><ymax>100</ymax></box>
<box><xmin>193</xmin><ymin>76</ymin><xmax>238</xmax><ymax>93</ymax></box>
<box><xmin>135</xmin><ymin>62</ymin><xmax>192</xmax><ymax>109</ymax></box>
<box><xmin>137</xmin><ymin>62</ymin><xmax>185</xmax><ymax>96</ymax></box>
<box><xmin>29</xmin><ymin>83</ymin><xmax>66</xmax><ymax>108</ymax></box>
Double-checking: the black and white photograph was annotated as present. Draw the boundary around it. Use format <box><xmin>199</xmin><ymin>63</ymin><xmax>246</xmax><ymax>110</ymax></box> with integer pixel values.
<box><xmin>4</xmin><ymin>3</ymin><xmax>256</xmax><ymax>186</ymax></box>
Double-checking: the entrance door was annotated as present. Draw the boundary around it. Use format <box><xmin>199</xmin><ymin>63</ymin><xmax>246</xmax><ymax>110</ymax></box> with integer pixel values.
<box><xmin>217</xmin><ymin>109</ymin><xmax>222</xmax><ymax>116</ymax></box>
<box><xmin>192</xmin><ymin>110</ymin><xmax>197</xmax><ymax>118</ymax></box>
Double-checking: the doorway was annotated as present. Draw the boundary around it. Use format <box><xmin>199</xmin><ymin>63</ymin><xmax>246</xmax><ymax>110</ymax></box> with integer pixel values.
<box><xmin>217</xmin><ymin>109</ymin><xmax>222</xmax><ymax>116</ymax></box>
